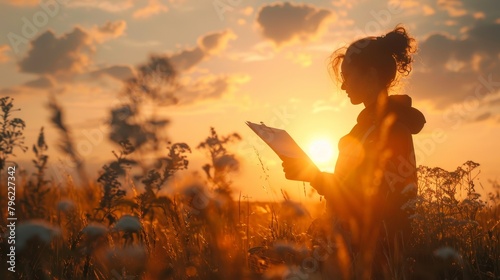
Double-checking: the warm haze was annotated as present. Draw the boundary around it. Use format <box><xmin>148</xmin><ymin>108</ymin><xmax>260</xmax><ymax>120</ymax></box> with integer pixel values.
<box><xmin>0</xmin><ymin>0</ymin><xmax>499</xmax><ymax>201</ymax></box>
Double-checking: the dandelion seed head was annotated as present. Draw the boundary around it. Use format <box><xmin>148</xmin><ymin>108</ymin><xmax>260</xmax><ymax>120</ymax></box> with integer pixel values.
<box><xmin>434</xmin><ymin>246</ymin><xmax>461</xmax><ymax>260</ymax></box>
<box><xmin>114</xmin><ymin>215</ymin><xmax>142</xmax><ymax>233</ymax></box>
<box><xmin>83</xmin><ymin>222</ymin><xmax>108</xmax><ymax>237</ymax></box>
<box><xmin>15</xmin><ymin>220</ymin><xmax>60</xmax><ymax>251</ymax></box>
<box><xmin>57</xmin><ymin>199</ymin><xmax>75</xmax><ymax>212</ymax></box>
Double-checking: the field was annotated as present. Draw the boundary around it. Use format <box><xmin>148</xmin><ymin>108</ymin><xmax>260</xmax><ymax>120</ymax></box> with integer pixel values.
<box><xmin>0</xmin><ymin>90</ymin><xmax>499</xmax><ymax>280</ymax></box>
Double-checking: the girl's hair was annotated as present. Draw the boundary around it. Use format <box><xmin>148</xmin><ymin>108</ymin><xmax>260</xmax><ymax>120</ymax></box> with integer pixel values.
<box><xmin>330</xmin><ymin>25</ymin><xmax>417</xmax><ymax>88</ymax></box>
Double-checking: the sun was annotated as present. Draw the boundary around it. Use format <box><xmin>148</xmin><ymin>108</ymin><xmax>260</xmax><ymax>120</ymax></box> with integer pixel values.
<box><xmin>307</xmin><ymin>138</ymin><xmax>335</xmax><ymax>172</ymax></box>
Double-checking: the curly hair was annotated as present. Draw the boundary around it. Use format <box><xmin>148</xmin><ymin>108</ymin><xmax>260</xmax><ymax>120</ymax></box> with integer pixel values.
<box><xmin>330</xmin><ymin>25</ymin><xmax>417</xmax><ymax>88</ymax></box>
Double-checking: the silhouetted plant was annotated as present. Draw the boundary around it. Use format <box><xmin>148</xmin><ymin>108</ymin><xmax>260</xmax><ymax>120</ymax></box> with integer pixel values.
<box><xmin>21</xmin><ymin>127</ymin><xmax>51</xmax><ymax>219</ymax></box>
<box><xmin>95</xmin><ymin>140</ymin><xmax>134</xmax><ymax>225</ymax></box>
<box><xmin>0</xmin><ymin>96</ymin><xmax>27</xmax><ymax>171</ymax></box>
<box><xmin>197</xmin><ymin>127</ymin><xmax>241</xmax><ymax>192</ymax></box>
<box><xmin>47</xmin><ymin>96</ymin><xmax>88</xmax><ymax>186</ymax></box>
<box><xmin>109</xmin><ymin>55</ymin><xmax>177</xmax><ymax>175</ymax></box>
<box><xmin>411</xmin><ymin>161</ymin><xmax>497</xmax><ymax>278</ymax></box>
<box><xmin>137</xmin><ymin>142</ymin><xmax>191</xmax><ymax>222</ymax></box>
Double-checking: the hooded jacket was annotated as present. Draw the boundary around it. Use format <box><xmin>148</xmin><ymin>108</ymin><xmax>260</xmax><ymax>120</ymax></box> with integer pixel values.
<box><xmin>311</xmin><ymin>94</ymin><xmax>426</xmax><ymax>239</ymax></box>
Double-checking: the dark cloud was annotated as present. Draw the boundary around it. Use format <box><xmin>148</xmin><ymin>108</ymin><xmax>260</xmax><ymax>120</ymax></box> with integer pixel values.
<box><xmin>489</xmin><ymin>97</ymin><xmax>500</xmax><ymax>107</ymax></box>
<box><xmin>169</xmin><ymin>47</ymin><xmax>205</xmax><ymax>72</ymax></box>
<box><xmin>170</xmin><ymin>30</ymin><xmax>235</xmax><ymax>72</ymax></box>
<box><xmin>17</xmin><ymin>21</ymin><xmax>127</xmax><ymax>76</ymax></box>
<box><xmin>419</xmin><ymin>23</ymin><xmax>500</xmax><ymax>71</ymax></box>
<box><xmin>473</xmin><ymin>112</ymin><xmax>491</xmax><ymax>122</ymax></box>
<box><xmin>93</xmin><ymin>20</ymin><xmax>127</xmax><ymax>42</ymax></box>
<box><xmin>18</xmin><ymin>28</ymin><xmax>92</xmax><ymax>75</ymax></box>
<box><xmin>256</xmin><ymin>2</ymin><xmax>335</xmax><ymax>47</ymax></box>
<box><xmin>411</xmin><ymin>22</ymin><xmax>500</xmax><ymax>108</ymax></box>
<box><xmin>459</xmin><ymin>0</ymin><xmax>500</xmax><ymax>22</ymax></box>
<box><xmin>24</xmin><ymin>76</ymin><xmax>55</xmax><ymax>88</ymax></box>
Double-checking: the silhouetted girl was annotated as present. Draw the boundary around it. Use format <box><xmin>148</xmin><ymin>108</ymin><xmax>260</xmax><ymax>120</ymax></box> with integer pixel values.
<box><xmin>282</xmin><ymin>26</ymin><xmax>426</xmax><ymax>279</ymax></box>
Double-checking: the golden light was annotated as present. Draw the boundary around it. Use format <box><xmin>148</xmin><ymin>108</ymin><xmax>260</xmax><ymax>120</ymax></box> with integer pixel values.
<box><xmin>307</xmin><ymin>138</ymin><xmax>335</xmax><ymax>172</ymax></box>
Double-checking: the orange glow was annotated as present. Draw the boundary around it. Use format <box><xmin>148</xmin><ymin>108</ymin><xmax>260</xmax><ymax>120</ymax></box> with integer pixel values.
<box><xmin>307</xmin><ymin>138</ymin><xmax>336</xmax><ymax>172</ymax></box>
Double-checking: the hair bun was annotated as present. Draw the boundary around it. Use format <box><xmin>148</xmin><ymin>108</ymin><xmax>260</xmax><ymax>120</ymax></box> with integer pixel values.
<box><xmin>381</xmin><ymin>26</ymin><xmax>416</xmax><ymax>76</ymax></box>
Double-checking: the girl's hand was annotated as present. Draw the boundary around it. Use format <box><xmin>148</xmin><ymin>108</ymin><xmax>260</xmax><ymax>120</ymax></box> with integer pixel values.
<box><xmin>281</xmin><ymin>156</ymin><xmax>320</xmax><ymax>182</ymax></box>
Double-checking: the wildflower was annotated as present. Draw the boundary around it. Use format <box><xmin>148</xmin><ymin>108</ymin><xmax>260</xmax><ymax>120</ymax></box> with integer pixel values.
<box><xmin>15</xmin><ymin>220</ymin><xmax>60</xmax><ymax>251</ymax></box>
<box><xmin>114</xmin><ymin>215</ymin><xmax>142</xmax><ymax>233</ymax></box>
<box><xmin>434</xmin><ymin>246</ymin><xmax>461</xmax><ymax>261</ymax></box>
<box><xmin>82</xmin><ymin>223</ymin><xmax>108</xmax><ymax>237</ymax></box>
<box><xmin>57</xmin><ymin>199</ymin><xmax>75</xmax><ymax>212</ymax></box>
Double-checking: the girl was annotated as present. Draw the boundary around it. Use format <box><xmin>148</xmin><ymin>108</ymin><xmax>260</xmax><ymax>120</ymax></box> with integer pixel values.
<box><xmin>282</xmin><ymin>26</ymin><xmax>426</xmax><ymax>279</ymax></box>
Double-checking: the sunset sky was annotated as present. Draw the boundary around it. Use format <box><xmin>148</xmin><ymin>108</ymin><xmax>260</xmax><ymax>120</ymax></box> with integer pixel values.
<box><xmin>0</xmin><ymin>0</ymin><xmax>499</xmax><ymax>201</ymax></box>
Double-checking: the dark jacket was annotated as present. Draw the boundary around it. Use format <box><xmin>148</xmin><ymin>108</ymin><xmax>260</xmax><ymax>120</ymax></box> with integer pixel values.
<box><xmin>311</xmin><ymin>94</ymin><xmax>426</xmax><ymax>241</ymax></box>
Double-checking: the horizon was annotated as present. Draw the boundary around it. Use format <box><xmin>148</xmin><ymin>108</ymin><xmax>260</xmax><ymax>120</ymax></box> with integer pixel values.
<box><xmin>1</xmin><ymin>0</ymin><xmax>499</xmax><ymax>202</ymax></box>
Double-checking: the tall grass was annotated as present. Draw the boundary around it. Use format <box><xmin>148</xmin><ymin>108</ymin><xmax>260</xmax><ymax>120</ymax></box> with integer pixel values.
<box><xmin>0</xmin><ymin>58</ymin><xmax>499</xmax><ymax>279</ymax></box>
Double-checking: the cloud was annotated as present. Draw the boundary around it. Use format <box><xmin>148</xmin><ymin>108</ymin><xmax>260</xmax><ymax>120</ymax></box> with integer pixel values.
<box><xmin>18</xmin><ymin>21</ymin><xmax>127</xmax><ymax>76</ymax></box>
<box><xmin>133</xmin><ymin>0</ymin><xmax>168</xmax><ymax>19</ymax></box>
<box><xmin>170</xmin><ymin>30</ymin><xmax>236</xmax><ymax>72</ymax></box>
<box><xmin>176</xmin><ymin>74</ymin><xmax>250</xmax><ymax>105</ymax></box>
<box><xmin>18</xmin><ymin>27</ymin><xmax>92</xmax><ymax>75</ymax></box>
<box><xmin>90</xmin><ymin>20</ymin><xmax>127</xmax><ymax>43</ymax></box>
<box><xmin>412</xmin><ymin>23</ymin><xmax>500</xmax><ymax>108</ymax></box>
<box><xmin>437</xmin><ymin>0</ymin><xmax>467</xmax><ymax>17</ymax></box>
<box><xmin>24</xmin><ymin>76</ymin><xmax>56</xmax><ymax>88</ymax></box>
<box><xmin>0</xmin><ymin>45</ymin><xmax>10</xmax><ymax>63</ymax></box>
<box><xmin>256</xmin><ymin>2</ymin><xmax>335</xmax><ymax>47</ymax></box>
<box><xmin>422</xmin><ymin>5</ymin><xmax>436</xmax><ymax>16</ymax></box>
<box><xmin>419</xmin><ymin>23</ymin><xmax>500</xmax><ymax>72</ymax></box>
<box><xmin>67</xmin><ymin>0</ymin><xmax>134</xmax><ymax>12</ymax></box>
<box><xmin>473</xmin><ymin>112</ymin><xmax>491</xmax><ymax>122</ymax></box>
<box><xmin>90</xmin><ymin>65</ymin><xmax>135</xmax><ymax>81</ymax></box>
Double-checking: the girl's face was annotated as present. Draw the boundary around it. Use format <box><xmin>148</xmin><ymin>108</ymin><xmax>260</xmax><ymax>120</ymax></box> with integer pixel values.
<box><xmin>340</xmin><ymin>61</ymin><xmax>381</xmax><ymax>106</ymax></box>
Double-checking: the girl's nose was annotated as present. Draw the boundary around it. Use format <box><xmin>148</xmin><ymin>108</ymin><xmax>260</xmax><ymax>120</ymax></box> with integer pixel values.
<box><xmin>341</xmin><ymin>82</ymin><xmax>347</xmax><ymax>91</ymax></box>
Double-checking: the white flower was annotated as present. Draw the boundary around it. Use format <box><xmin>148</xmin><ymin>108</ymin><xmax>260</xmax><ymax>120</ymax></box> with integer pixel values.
<box><xmin>16</xmin><ymin>220</ymin><xmax>60</xmax><ymax>251</ymax></box>
<box><xmin>82</xmin><ymin>223</ymin><xmax>108</xmax><ymax>237</ymax></box>
<box><xmin>434</xmin><ymin>246</ymin><xmax>461</xmax><ymax>261</ymax></box>
<box><xmin>114</xmin><ymin>215</ymin><xmax>142</xmax><ymax>233</ymax></box>
<box><xmin>57</xmin><ymin>199</ymin><xmax>75</xmax><ymax>212</ymax></box>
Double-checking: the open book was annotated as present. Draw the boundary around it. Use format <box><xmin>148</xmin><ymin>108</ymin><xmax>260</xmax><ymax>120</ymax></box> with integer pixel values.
<box><xmin>245</xmin><ymin>121</ymin><xmax>316</xmax><ymax>164</ymax></box>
